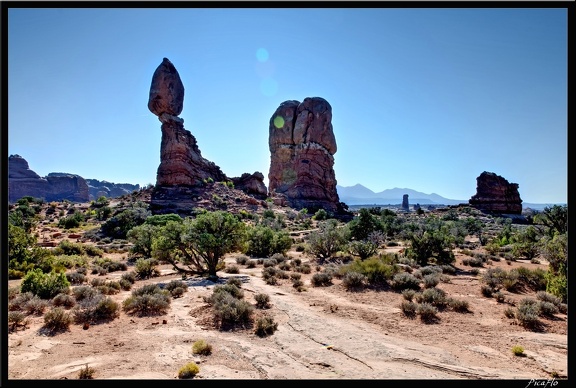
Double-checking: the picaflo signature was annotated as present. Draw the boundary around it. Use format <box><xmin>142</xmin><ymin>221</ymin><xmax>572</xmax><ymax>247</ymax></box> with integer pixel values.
<box><xmin>525</xmin><ymin>378</ymin><xmax>559</xmax><ymax>388</ymax></box>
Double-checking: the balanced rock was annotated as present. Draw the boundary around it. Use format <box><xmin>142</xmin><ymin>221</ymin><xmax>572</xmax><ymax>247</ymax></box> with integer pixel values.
<box><xmin>148</xmin><ymin>57</ymin><xmax>185</xmax><ymax>117</ymax></box>
<box><xmin>469</xmin><ymin>171</ymin><xmax>522</xmax><ymax>214</ymax></box>
<box><xmin>148</xmin><ymin>58</ymin><xmax>226</xmax><ymax>187</ymax></box>
<box><xmin>268</xmin><ymin>97</ymin><xmax>341</xmax><ymax>213</ymax></box>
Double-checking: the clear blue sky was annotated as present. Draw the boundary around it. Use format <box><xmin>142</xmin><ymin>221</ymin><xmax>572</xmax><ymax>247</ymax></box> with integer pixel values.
<box><xmin>7</xmin><ymin>6</ymin><xmax>568</xmax><ymax>204</ymax></box>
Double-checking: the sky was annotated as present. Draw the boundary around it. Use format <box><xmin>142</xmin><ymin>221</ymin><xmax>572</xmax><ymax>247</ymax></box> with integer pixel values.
<box><xmin>6</xmin><ymin>6</ymin><xmax>568</xmax><ymax>204</ymax></box>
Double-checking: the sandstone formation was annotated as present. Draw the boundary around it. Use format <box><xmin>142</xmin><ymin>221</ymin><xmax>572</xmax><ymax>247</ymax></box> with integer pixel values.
<box><xmin>402</xmin><ymin>194</ymin><xmax>409</xmax><ymax>211</ymax></box>
<box><xmin>268</xmin><ymin>97</ymin><xmax>342</xmax><ymax>213</ymax></box>
<box><xmin>148</xmin><ymin>58</ymin><xmax>227</xmax><ymax>187</ymax></box>
<box><xmin>231</xmin><ymin>172</ymin><xmax>268</xmax><ymax>200</ymax></box>
<box><xmin>469</xmin><ymin>171</ymin><xmax>522</xmax><ymax>214</ymax></box>
<box><xmin>86</xmin><ymin>179</ymin><xmax>140</xmax><ymax>201</ymax></box>
<box><xmin>8</xmin><ymin>155</ymin><xmax>90</xmax><ymax>203</ymax></box>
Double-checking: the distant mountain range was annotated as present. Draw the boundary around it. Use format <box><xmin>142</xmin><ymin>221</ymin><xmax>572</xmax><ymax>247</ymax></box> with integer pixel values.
<box><xmin>336</xmin><ymin>184</ymin><xmax>466</xmax><ymax>206</ymax></box>
<box><xmin>336</xmin><ymin>184</ymin><xmax>561</xmax><ymax>211</ymax></box>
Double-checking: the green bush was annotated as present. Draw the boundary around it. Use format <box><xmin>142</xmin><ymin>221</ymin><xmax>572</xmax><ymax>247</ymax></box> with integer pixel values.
<box><xmin>244</xmin><ymin>225</ymin><xmax>292</xmax><ymax>258</ymax></box>
<box><xmin>122</xmin><ymin>285</ymin><xmax>171</xmax><ymax>317</ymax></box>
<box><xmin>134</xmin><ymin>258</ymin><xmax>160</xmax><ymax>279</ymax></box>
<box><xmin>20</xmin><ymin>269</ymin><xmax>70</xmax><ymax>299</ymax></box>
<box><xmin>254</xmin><ymin>315</ymin><xmax>278</xmax><ymax>337</ymax></box>
<box><xmin>192</xmin><ymin>339</ymin><xmax>212</xmax><ymax>355</ymax></box>
<box><xmin>177</xmin><ymin>362</ymin><xmax>199</xmax><ymax>379</ymax></box>
<box><xmin>343</xmin><ymin>255</ymin><xmax>400</xmax><ymax>285</ymax></box>
<box><xmin>515</xmin><ymin>298</ymin><xmax>541</xmax><ymax>329</ymax></box>
<box><xmin>311</xmin><ymin>272</ymin><xmax>333</xmax><ymax>287</ymax></box>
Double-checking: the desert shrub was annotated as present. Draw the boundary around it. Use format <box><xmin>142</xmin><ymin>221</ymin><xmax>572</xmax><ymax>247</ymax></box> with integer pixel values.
<box><xmin>43</xmin><ymin>307</ymin><xmax>73</xmax><ymax>333</ymax></box>
<box><xmin>538</xmin><ymin>301</ymin><xmax>559</xmax><ymax>317</ymax></box>
<box><xmin>8</xmin><ymin>311</ymin><xmax>28</xmax><ymax>332</ymax></box>
<box><xmin>515</xmin><ymin>298</ymin><xmax>541</xmax><ymax>329</ymax></box>
<box><xmin>92</xmin><ymin>258</ymin><xmax>128</xmax><ymax>273</ymax></box>
<box><xmin>276</xmin><ymin>269</ymin><xmax>289</xmax><ymax>279</ymax></box>
<box><xmin>122</xmin><ymin>284</ymin><xmax>171</xmax><ymax>316</ymax></box>
<box><xmin>121</xmin><ymin>271</ymin><xmax>137</xmax><ymax>284</ymax></box>
<box><xmin>246</xmin><ymin>260</ymin><xmax>257</xmax><ymax>268</ymax></box>
<box><xmin>262</xmin><ymin>266</ymin><xmax>277</xmax><ymax>279</ymax></box>
<box><xmin>419</xmin><ymin>265</ymin><xmax>443</xmax><ymax>276</ymax></box>
<box><xmin>481</xmin><ymin>285</ymin><xmax>494</xmax><ymax>297</ymax></box>
<box><xmin>23</xmin><ymin>296</ymin><xmax>50</xmax><ymax>315</ymax></box>
<box><xmin>536</xmin><ymin>291</ymin><xmax>562</xmax><ymax>306</ymax></box>
<box><xmin>8</xmin><ymin>291</ymin><xmax>35</xmax><ymax>311</ymax></box>
<box><xmin>289</xmin><ymin>272</ymin><xmax>301</xmax><ymax>281</ymax></box>
<box><xmin>511</xmin><ymin>345</ymin><xmax>525</xmax><ymax>356</ymax></box>
<box><xmin>192</xmin><ymin>339</ymin><xmax>212</xmax><ymax>355</ymax></box>
<box><xmin>311</xmin><ymin>272</ymin><xmax>333</xmax><ymax>287</ymax></box>
<box><xmin>134</xmin><ymin>258</ymin><xmax>160</xmax><ymax>279</ymax></box>
<box><xmin>447</xmin><ymin>298</ymin><xmax>470</xmax><ymax>313</ymax></box>
<box><xmin>255</xmin><ymin>315</ymin><xmax>278</xmax><ymax>337</ymax></box>
<box><xmin>52</xmin><ymin>293</ymin><xmax>76</xmax><ymax>308</ymax></box>
<box><xmin>416</xmin><ymin>302</ymin><xmax>438</xmax><ymax>322</ymax></box>
<box><xmin>264</xmin><ymin>276</ymin><xmax>278</xmax><ymax>285</ymax></box>
<box><xmin>278</xmin><ymin>261</ymin><xmax>292</xmax><ymax>271</ymax></box>
<box><xmin>494</xmin><ymin>291</ymin><xmax>506</xmax><ymax>303</ymax></box>
<box><xmin>213</xmin><ymin>284</ymin><xmax>244</xmax><ymax>300</ymax></box>
<box><xmin>58</xmin><ymin>212</ymin><xmax>84</xmax><ymax>229</ymax></box>
<box><xmin>262</xmin><ymin>259</ymin><xmax>278</xmax><ymax>268</ymax></box>
<box><xmin>294</xmin><ymin>263</ymin><xmax>312</xmax><ymax>274</ymax></box>
<box><xmin>342</xmin><ymin>271</ymin><xmax>367</xmax><ymax>290</ymax></box>
<box><xmin>270</xmin><ymin>253</ymin><xmax>288</xmax><ymax>263</ymax></box>
<box><xmin>83</xmin><ymin>245</ymin><xmax>104</xmax><ymax>257</ymax></box>
<box><xmin>73</xmin><ymin>294</ymin><xmax>119</xmax><ymax>323</ymax></box>
<box><xmin>254</xmin><ymin>293</ymin><xmax>271</xmax><ymax>309</ymax></box>
<box><xmin>71</xmin><ymin>285</ymin><xmax>99</xmax><ymax>301</ymax></box>
<box><xmin>224</xmin><ymin>264</ymin><xmax>240</xmax><ymax>274</ymax></box>
<box><xmin>402</xmin><ymin>289</ymin><xmax>417</xmax><ymax>301</ymax></box>
<box><xmin>207</xmin><ymin>291</ymin><xmax>254</xmax><ymax>324</ymax></box>
<box><xmin>392</xmin><ymin>272</ymin><xmax>421</xmax><ymax>291</ymax></box>
<box><xmin>165</xmin><ymin>279</ymin><xmax>189</xmax><ymax>298</ymax></box>
<box><xmin>78</xmin><ymin>364</ymin><xmax>96</xmax><ymax>379</ymax></box>
<box><xmin>20</xmin><ymin>269</ymin><xmax>70</xmax><ymax>299</ymax></box>
<box><xmin>423</xmin><ymin>274</ymin><xmax>441</xmax><ymax>288</ymax></box>
<box><xmin>90</xmin><ymin>278</ymin><xmax>106</xmax><ymax>287</ymax></box>
<box><xmin>516</xmin><ymin>267</ymin><xmax>547</xmax><ymax>291</ymax></box>
<box><xmin>177</xmin><ymin>362</ymin><xmax>199</xmax><ymax>379</ymax></box>
<box><xmin>235</xmin><ymin>254</ymin><xmax>249</xmax><ymax>265</ymax></box>
<box><xmin>292</xmin><ymin>278</ymin><xmax>305</xmax><ymax>289</ymax></box>
<box><xmin>66</xmin><ymin>271</ymin><xmax>86</xmax><ymax>285</ymax></box>
<box><xmin>343</xmin><ymin>255</ymin><xmax>400</xmax><ymax>285</ymax></box>
<box><xmin>419</xmin><ymin>287</ymin><xmax>448</xmax><ymax>309</ymax></box>
<box><xmin>224</xmin><ymin>277</ymin><xmax>242</xmax><ymax>288</ymax></box>
<box><xmin>244</xmin><ymin>225</ymin><xmax>292</xmax><ymax>258</ymax></box>
<box><xmin>400</xmin><ymin>300</ymin><xmax>417</xmax><ymax>317</ymax></box>
<box><xmin>504</xmin><ymin>307</ymin><xmax>516</xmax><ymax>318</ymax></box>
<box><xmin>101</xmin><ymin>207</ymin><xmax>151</xmax><ymax>239</ymax></box>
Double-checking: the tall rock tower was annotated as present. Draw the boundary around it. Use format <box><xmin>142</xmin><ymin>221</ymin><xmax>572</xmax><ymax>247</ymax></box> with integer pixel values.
<box><xmin>268</xmin><ymin>97</ymin><xmax>342</xmax><ymax>213</ymax></box>
<box><xmin>148</xmin><ymin>58</ymin><xmax>226</xmax><ymax>187</ymax></box>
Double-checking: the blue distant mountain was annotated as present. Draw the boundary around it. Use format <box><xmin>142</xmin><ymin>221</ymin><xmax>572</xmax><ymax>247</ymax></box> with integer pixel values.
<box><xmin>336</xmin><ymin>184</ymin><xmax>467</xmax><ymax>206</ymax></box>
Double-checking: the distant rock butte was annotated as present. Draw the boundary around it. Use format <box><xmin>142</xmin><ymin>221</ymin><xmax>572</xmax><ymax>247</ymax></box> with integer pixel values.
<box><xmin>469</xmin><ymin>171</ymin><xmax>523</xmax><ymax>214</ymax></box>
<box><xmin>268</xmin><ymin>97</ymin><xmax>342</xmax><ymax>213</ymax></box>
<box><xmin>8</xmin><ymin>154</ymin><xmax>90</xmax><ymax>203</ymax></box>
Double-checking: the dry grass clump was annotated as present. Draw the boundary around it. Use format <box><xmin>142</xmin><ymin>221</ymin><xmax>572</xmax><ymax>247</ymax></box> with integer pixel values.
<box><xmin>192</xmin><ymin>339</ymin><xmax>212</xmax><ymax>355</ymax></box>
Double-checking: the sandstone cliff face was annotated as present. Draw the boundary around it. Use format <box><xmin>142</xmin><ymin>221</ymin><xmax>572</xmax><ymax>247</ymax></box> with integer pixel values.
<box><xmin>469</xmin><ymin>171</ymin><xmax>522</xmax><ymax>214</ymax></box>
<box><xmin>85</xmin><ymin>179</ymin><xmax>140</xmax><ymax>201</ymax></box>
<box><xmin>8</xmin><ymin>155</ymin><xmax>90</xmax><ymax>203</ymax></box>
<box><xmin>268</xmin><ymin>97</ymin><xmax>341</xmax><ymax>213</ymax></box>
<box><xmin>148</xmin><ymin>58</ymin><xmax>227</xmax><ymax>187</ymax></box>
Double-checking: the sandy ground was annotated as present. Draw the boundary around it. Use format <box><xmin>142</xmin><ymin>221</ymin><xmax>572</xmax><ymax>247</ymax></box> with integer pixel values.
<box><xmin>7</xmin><ymin>248</ymin><xmax>568</xmax><ymax>381</ymax></box>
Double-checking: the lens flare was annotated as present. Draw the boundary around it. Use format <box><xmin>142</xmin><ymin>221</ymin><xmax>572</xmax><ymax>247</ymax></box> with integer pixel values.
<box><xmin>274</xmin><ymin>116</ymin><xmax>285</xmax><ymax>128</ymax></box>
<box><xmin>256</xmin><ymin>48</ymin><xmax>269</xmax><ymax>62</ymax></box>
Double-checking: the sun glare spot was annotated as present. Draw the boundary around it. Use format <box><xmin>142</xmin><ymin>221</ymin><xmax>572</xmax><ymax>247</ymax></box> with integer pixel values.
<box><xmin>274</xmin><ymin>116</ymin><xmax>285</xmax><ymax>128</ymax></box>
<box><xmin>260</xmin><ymin>78</ymin><xmax>278</xmax><ymax>97</ymax></box>
<box><xmin>256</xmin><ymin>48</ymin><xmax>269</xmax><ymax>62</ymax></box>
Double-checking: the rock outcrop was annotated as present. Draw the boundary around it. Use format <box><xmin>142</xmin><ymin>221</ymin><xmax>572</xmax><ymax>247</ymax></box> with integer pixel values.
<box><xmin>85</xmin><ymin>179</ymin><xmax>140</xmax><ymax>201</ymax></box>
<box><xmin>148</xmin><ymin>58</ymin><xmax>227</xmax><ymax>187</ymax></box>
<box><xmin>268</xmin><ymin>97</ymin><xmax>342</xmax><ymax>213</ymax></box>
<box><xmin>469</xmin><ymin>171</ymin><xmax>523</xmax><ymax>214</ymax></box>
<box><xmin>8</xmin><ymin>155</ymin><xmax>90</xmax><ymax>203</ymax></box>
<box><xmin>231</xmin><ymin>172</ymin><xmax>268</xmax><ymax>200</ymax></box>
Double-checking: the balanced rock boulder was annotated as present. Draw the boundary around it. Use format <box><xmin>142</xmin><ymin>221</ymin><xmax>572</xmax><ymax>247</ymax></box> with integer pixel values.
<box><xmin>469</xmin><ymin>171</ymin><xmax>522</xmax><ymax>214</ymax></box>
<box><xmin>148</xmin><ymin>58</ymin><xmax>226</xmax><ymax>187</ymax></box>
<box><xmin>268</xmin><ymin>97</ymin><xmax>341</xmax><ymax>213</ymax></box>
